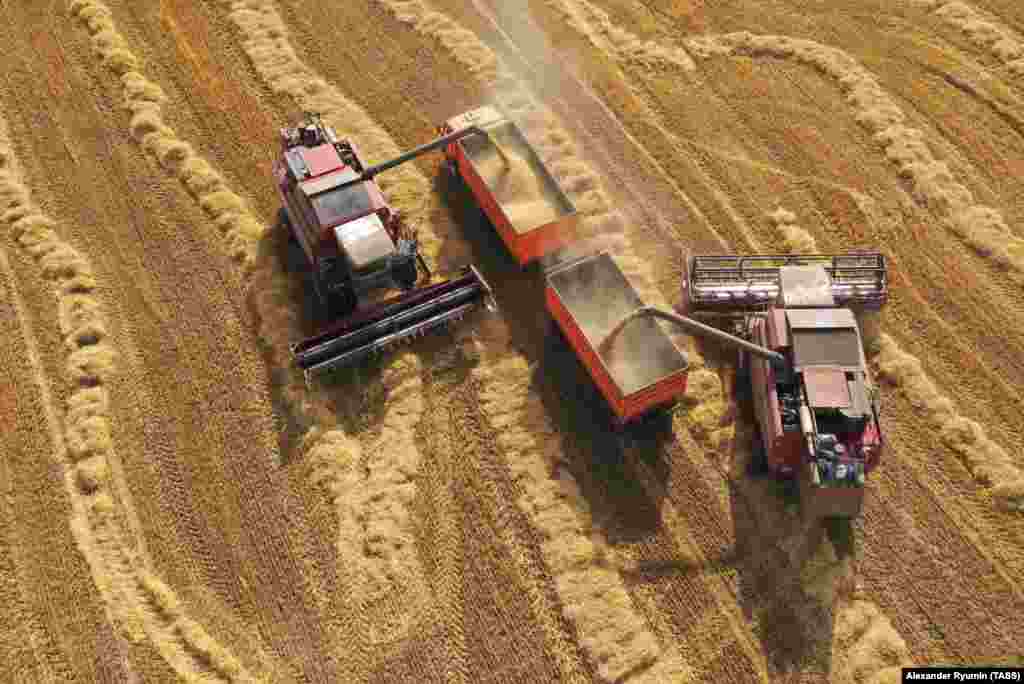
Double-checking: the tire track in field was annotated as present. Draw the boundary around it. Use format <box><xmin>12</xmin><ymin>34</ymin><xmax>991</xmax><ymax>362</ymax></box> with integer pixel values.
<box><xmin>72</xmin><ymin>0</ymin><xmax>441</xmax><ymax>675</ymax></box>
<box><xmin>683</xmin><ymin>31</ymin><xmax>1024</xmax><ymax>280</ymax></box>
<box><xmin>0</xmin><ymin>252</ymin><xmax>68</xmax><ymax>684</ymax></box>
<box><xmin>430</xmin><ymin>0</ymin><xmax>942</xmax><ymax>671</ymax></box>
<box><xmin>1</xmin><ymin>115</ymin><xmax>258</xmax><ymax>683</ymax></box>
<box><xmin>545</xmin><ymin>0</ymin><xmax>1024</xmax><ymax>503</ymax></box>
<box><xmin>372</xmin><ymin>0</ymin><xmax>776</xmax><ymax>679</ymax></box>
<box><xmin>475</xmin><ymin>357</ymin><xmax>694</xmax><ymax>684</ymax></box>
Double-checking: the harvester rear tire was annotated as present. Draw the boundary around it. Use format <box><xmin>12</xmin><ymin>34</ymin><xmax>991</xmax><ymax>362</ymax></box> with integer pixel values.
<box><xmin>748</xmin><ymin>429</ymin><xmax>768</xmax><ymax>476</ymax></box>
<box><xmin>394</xmin><ymin>259</ymin><xmax>418</xmax><ymax>291</ymax></box>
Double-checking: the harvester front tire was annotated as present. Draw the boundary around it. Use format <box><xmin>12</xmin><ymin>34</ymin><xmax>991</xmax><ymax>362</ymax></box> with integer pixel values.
<box><xmin>394</xmin><ymin>259</ymin><xmax>418</xmax><ymax>291</ymax></box>
<box><xmin>326</xmin><ymin>285</ymin><xmax>357</xmax><ymax>319</ymax></box>
<box><xmin>278</xmin><ymin>208</ymin><xmax>297</xmax><ymax>244</ymax></box>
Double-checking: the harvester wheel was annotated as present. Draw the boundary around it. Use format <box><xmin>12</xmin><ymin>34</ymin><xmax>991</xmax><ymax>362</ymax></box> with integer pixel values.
<box><xmin>278</xmin><ymin>208</ymin><xmax>297</xmax><ymax>243</ymax></box>
<box><xmin>748</xmin><ymin>429</ymin><xmax>768</xmax><ymax>476</ymax></box>
<box><xmin>325</xmin><ymin>284</ymin><xmax>357</xmax><ymax>319</ymax></box>
<box><xmin>315</xmin><ymin>272</ymin><xmax>357</xmax><ymax>319</ymax></box>
<box><xmin>394</xmin><ymin>258</ymin><xmax>418</xmax><ymax>291</ymax></box>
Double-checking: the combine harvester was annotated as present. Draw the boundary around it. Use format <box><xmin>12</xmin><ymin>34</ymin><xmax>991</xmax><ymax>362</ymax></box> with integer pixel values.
<box><xmin>274</xmin><ymin>113</ymin><xmax>496</xmax><ymax>378</ymax></box>
<box><xmin>600</xmin><ymin>253</ymin><xmax>889</xmax><ymax>518</ymax></box>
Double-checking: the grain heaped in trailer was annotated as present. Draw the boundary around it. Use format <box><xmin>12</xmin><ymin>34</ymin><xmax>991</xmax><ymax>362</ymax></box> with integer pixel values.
<box><xmin>545</xmin><ymin>251</ymin><xmax>690</xmax><ymax>426</ymax></box>
<box><xmin>440</xmin><ymin>106</ymin><xmax>580</xmax><ymax>266</ymax></box>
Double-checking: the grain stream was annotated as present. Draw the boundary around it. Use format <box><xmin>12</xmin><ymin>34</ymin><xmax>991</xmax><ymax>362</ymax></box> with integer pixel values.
<box><xmin>1</xmin><ymin>113</ymin><xmax>258</xmax><ymax>683</ymax></box>
<box><xmin>684</xmin><ymin>32</ymin><xmax>1024</xmax><ymax>281</ymax></box>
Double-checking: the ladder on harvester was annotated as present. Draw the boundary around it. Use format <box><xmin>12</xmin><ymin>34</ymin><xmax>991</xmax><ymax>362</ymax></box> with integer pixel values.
<box><xmin>681</xmin><ymin>253</ymin><xmax>888</xmax><ymax>314</ymax></box>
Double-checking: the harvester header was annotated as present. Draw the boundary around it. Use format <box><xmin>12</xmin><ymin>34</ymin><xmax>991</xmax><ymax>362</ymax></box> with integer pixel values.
<box><xmin>681</xmin><ymin>252</ymin><xmax>887</xmax><ymax>315</ymax></box>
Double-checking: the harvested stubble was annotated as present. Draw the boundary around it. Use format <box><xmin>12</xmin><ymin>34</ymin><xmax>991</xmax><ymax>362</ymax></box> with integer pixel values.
<box><xmin>2</xmin><ymin>107</ymin><xmax>258</xmax><ymax>682</ymax></box>
<box><xmin>876</xmin><ymin>334</ymin><xmax>1024</xmax><ymax>511</ymax></box>
<box><xmin>216</xmin><ymin>0</ymin><xmax>438</xmax><ymax>636</ymax></box>
<box><xmin>684</xmin><ymin>32</ymin><xmax>1024</xmax><ymax>280</ymax></box>
<box><xmin>474</xmin><ymin>357</ymin><xmax>693</xmax><ymax>684</ymax></box>
<box><xmin>545</xmin><ymin>0</ymin><xmax>696</xmax><ymax>71</ymax></box>
<box><xmin>913</xmin><ymin>0</ymin><xmax>1024</xmax><ymax>70</ymax></box>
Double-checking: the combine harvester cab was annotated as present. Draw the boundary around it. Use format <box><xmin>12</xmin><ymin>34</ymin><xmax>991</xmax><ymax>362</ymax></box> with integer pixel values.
<box><xmin>600</xmin><ymin>251</ymin><xmax>889</xmax><ymax>519</ymax></box>
<box><xmin>545</xmin><ymin>251</ymin><xmax>690</xmax><ymax>427</ymax></box>
<box><xmin>274</xmin><ymin>112</ymin><xmax>497</xmax><ymax>379</ymax></box>
<box><xmin>439</xmin><ymin>106</ymin><xmax>580</xmax><ymax>266</ymax></box>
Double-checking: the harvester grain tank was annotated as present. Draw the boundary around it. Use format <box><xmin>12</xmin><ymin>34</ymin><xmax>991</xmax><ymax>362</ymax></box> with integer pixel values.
<box><xmin>601</xmin><ymin>252</ymin><xmax>889</xmax><ymax>519</ymax></box>
<box><xmin>439</xmin><ymin>106</ymin><xmax>580</xmax><ymax>266</ymax></box>
<box><xmin>275</xmin><ymin>112</ymin><xmax>495</xmax><ymax>378</ymax></box>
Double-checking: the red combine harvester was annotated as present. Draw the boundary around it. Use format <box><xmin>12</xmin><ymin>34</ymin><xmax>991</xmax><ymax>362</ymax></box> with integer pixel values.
<box><xmin>599</xmin><ymin>253</ymin><xmax>889</xmax><ymax>518</ymax></box>
<box><xmin>439</xmin><ymin>106</ymin><xmax>580</xmax><ymax>266</ymax></box>
<box><xmin>276</xmin><ymin>112</ymin><xmax>496</xmax><ymax>378</ymax></box>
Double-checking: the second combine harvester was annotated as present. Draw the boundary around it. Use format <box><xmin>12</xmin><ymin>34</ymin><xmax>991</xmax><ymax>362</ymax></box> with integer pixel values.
<box><xmin>440</xmin><ymin>106</ymin><xmax>891</xmax><ymax>518</ymax></box>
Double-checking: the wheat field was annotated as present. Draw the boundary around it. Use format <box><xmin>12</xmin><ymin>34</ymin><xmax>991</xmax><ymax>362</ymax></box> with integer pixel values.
<box><xmin>1</xmin><ymin>0</ymin><xmax>1023</xmax><ymax>682</ymax></box>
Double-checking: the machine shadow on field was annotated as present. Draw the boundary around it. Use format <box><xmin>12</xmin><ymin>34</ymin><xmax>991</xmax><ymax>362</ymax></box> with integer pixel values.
<box><xmin>249</xmin><ymin>220</ymin><xmax>397</xmax><ymax>463</ymax></box>
<box><xmin>726</xmin><ymin>391</ymin><xmax>840</xmax><ymax>677</ymax></box>
<box><xmin>433</xmin><ymin>164</ymin><xmax>671</xmax><ymax>541</ymax></box>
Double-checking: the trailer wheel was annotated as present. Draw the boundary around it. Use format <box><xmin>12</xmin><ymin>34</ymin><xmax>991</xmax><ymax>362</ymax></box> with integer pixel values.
<box><xmin>445</xmin><ymin>158</ymin><xmax>461</xmax><ymax>185</ymax></box>
<box><xmin>735</xmin><ymin>350</ymin><xmax>751</xmax><ymax>397</ymax></box>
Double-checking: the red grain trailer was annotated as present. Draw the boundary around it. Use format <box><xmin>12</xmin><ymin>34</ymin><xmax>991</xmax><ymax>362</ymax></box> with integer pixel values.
<box><xmin>545</xmin><ymin>252</ymin><xmax>690</xmax><ymax>426</ymax></box>
<box><xmin>440</xmin><ymin>106</ymin><xmax>580</xmax><ymax>266</ymax></box>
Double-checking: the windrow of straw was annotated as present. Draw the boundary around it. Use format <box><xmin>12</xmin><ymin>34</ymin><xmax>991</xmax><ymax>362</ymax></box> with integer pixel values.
<box><xmin>217</xmin><ymin>0</ymin><xmax>439</xmax><ymax>650</ymax></box>
<box><xmin>911</xmin><ymin>0</ymin><xmax>1024</xmax><ymax>75</ymax></box>
<box><xmin>684</xmin><ymin>32</ymin><xmax>1024</xmax><ymax>281</ymax></box>
<box><xmin>1</xmin><ymin>108</ymin><xmax>259</xmax><ymax>683</ymax></box>
<box><xmin>71</xmin><ymin>0</ymin><xmax>437</xmax><ymax>645</ymax></box>
<box><xmin>876</xmin><ymin>334</ymin><xmax>1024</xmax><ymax>511</ymax></box>
<box><xmin>371</xmin><ymin>1</ymin><xmax>716</xmax><ymax>679</ymax></box>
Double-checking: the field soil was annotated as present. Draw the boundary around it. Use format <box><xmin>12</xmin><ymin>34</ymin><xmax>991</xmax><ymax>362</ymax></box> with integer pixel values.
<box><xmin>1</xmin><ymin>0</ymin><xmax>1022</xmax><ymax>682</ymax></box>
